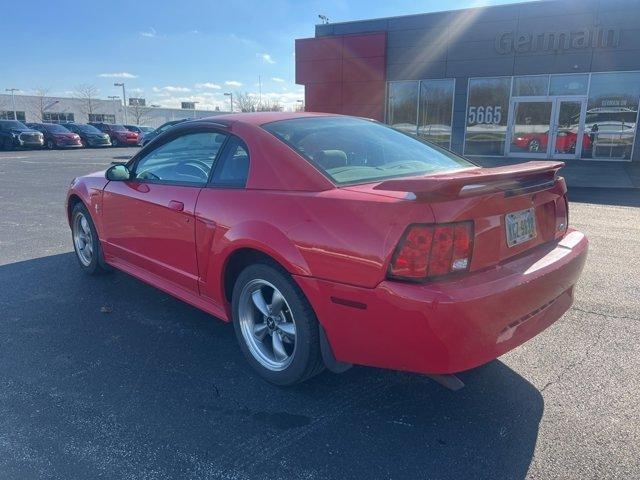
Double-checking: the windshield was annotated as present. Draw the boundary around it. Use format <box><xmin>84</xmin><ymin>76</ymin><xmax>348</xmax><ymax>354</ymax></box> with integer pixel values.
<box><xmin>262</xmin><ymin>116</ymin><xmax>473</xmax><ymax>185</ymax></box>
<box><xmin>0</xmin><ymin>120</ymin><xmax>30</xmax><ymax>131</ymax></box>
<box><xmin>111</xmin><ymin>124</ymin><xmax>128</xmax><ymax>132</ymax></box>
<box><xmin>45</xmin><ymin>124</ymin><xmax>71</xmax><ymax>133</ymax></box>
<box><xmin>140</xmin><ymin>126</ymin><xmax>154</xmax><ymax>132</ymax></box>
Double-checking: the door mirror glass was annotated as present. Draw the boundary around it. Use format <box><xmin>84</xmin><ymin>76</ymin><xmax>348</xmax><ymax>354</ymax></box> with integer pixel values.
<box><xmin>106</xmin><ymin>164</ymin><xmax>131</xmax><ymax>181</ymax></box>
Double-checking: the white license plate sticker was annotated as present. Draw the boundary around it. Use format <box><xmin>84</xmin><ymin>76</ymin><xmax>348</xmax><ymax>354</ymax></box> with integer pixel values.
<box><xmin>506</xmin><ymin>208</ymin><xmax>537</xmax><ymax>247</ymax></box>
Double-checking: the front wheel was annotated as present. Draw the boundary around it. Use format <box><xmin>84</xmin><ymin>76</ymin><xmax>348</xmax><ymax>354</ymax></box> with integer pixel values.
<box><xmin>71</xmin><ymin>203</ymin><xmax>109</xmax><ymax>275</ymax></box>
<box><xmin>232</xmin><ymin>263</ymin><xmax>324</xmax><ymax>385</ymax></box>
<box><xmin>46</xmin><ymin>139</ymin><xmax>55</xmax><ymax>150</ymax></box>
<box><xmin>528</xmin><ymin>138</ymin><xmax>541</xmax><ymax>152</ymax></box>
<box><xmin>112</xmin><ymin>137</ymin><xmax>120</xmax><ymax>147</ymax></box>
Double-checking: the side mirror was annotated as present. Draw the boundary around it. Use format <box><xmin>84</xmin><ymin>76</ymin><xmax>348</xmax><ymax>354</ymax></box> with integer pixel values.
<box><xmin>105</xmin><ymin>164</ymin><xmax>131</xmax><ymax>181</ymax></box>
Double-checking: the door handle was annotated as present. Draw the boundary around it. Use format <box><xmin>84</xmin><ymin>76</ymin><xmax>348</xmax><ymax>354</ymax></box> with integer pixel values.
<box><xmin>168</xmin><ymin>200</ymin><xmax>184</xmax><ymax>212</ymax></box>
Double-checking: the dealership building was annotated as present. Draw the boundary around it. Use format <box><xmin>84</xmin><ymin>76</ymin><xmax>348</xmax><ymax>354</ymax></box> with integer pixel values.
<box><xmin>295</xmin><ymin>0</ymin><xmax>640</xmax><ymax>178</ymax></box>
<box><xmin>0</xmin><ymin>93</ymin><xmax>224</xmax><ymax>128</ymax></box>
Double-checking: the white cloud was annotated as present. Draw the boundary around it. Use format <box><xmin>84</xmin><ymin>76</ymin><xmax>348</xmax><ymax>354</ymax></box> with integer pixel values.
<box><xmin>129</xmin><ymin>88</ymin><xmax>144</xmax><ymax>95</ymax></box>
<box><xmin>271</xmin><ymin>77</ymin><xmax>285</xmax><ymax>83</ymax></box>
<box><xmin>195</xmin><ymin>82</ymin><xmax>221</xmax><ymax>90</ymax></box>
<box><xmin>140</xmin><ymin>27</ymin><xmax>157</xmax><ymax>38</ymax></box>
<box><xmin>225</xmin><ymin>80</ymin><xmax>243</xmax><ymax>87</ymax></box>
<box><xmin>98</xmin><ymin>72</ymin><xmax>138</xmax><ymax>78</ymax></box>
<box><xmin>154</xmin><ymin>85</ymin><xmax>191</xmax><ymax>93</ymax></box>
<box><xmin>258</xmin><ymin>53</ymin><xmax>276</xmax><ymax>64</ymax></box>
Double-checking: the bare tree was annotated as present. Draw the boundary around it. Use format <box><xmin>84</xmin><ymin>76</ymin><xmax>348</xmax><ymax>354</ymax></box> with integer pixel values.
<box><xmin>28</xmin><ymin>88</ymin><xmax>53</xmax><ymax>122</ymax></box>
<box><xmin>234</xmin><ymin>91</ymin><xmax>259</xmax><ymax>112</ymax></box>
<box><xmin>128</xmin><ymin>99</ymin><xmax>152</xmax><ymax>125</ymax></box>
<box><xmin>257</xmin><ymin>99</ymin><xmax>282</xmax><ymax>112</ymax></box>
<box><xmin>73</xmin><ymin>84</ymin><xmax>100</xmax><ymax>118</ymax></box>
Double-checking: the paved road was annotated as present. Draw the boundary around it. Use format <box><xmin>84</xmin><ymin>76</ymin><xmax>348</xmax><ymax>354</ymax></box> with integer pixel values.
<box><xmin>0</xmin><ymin>148</ymin><xmax>638</xmax><ymax>480</ymax></box>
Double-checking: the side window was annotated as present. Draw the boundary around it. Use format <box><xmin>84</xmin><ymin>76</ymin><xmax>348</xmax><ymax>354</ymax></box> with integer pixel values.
<box><xmin>211</xmin><ymin>137</ymin><xmax>250</xmax><ymax>187</ymax></box>
<box><xmin>134</xmin><ymin>131</ymin><xmax>227</xmax><ymax>185</ymax></box>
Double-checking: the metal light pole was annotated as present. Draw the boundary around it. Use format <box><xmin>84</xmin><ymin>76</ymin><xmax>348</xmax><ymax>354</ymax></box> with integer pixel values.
<box><xmin>192</xmin><ymin>101</ymin><xmax>200</xmax><ymax>119</ymax></box>
<box><xmin>5</xmin><ymin>88</ymin><xmax>19</xmax><ymax>120</ymax></box>
<box><xmin>107</xmin><ymin>96</ymin><xmax>119</xmax><ymax>122</ymax></box>
<box><xmin>224</xmin><ymin>92</ymin><xmax>233</xmax><ymax>112</ymax></box>
<box><xmin>114</xmin><ymin>83</ymin><xmax>127</xmax><ymax>123</ymax></box>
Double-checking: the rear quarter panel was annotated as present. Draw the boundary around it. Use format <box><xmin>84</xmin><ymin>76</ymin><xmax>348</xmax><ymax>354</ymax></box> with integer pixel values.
<box><xmin>195</xmin><ymin>187</ymin><xmax>436</xmax><ymax>308</ymax></box>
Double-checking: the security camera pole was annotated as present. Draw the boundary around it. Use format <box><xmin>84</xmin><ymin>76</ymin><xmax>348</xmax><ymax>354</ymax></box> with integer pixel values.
<box><xmin>5</xmin><ymin>88</ymin><xmax>19</xmax><ymax>120</ymax></box>
<box><xmin>113</xmin><ymin>83</ymin><xmax>127</xmax><ymax>124</ymax></box>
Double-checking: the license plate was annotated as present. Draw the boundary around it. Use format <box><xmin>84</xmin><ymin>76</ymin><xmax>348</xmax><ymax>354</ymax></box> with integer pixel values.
<box><xmin>505</xmin><ymin>208</ymin><xmax>536</xmax><ymax>247</ymax></box>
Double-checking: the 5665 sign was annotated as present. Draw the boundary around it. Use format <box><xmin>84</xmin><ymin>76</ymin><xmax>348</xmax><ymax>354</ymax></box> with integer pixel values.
<box><xmin>467</xmin><ymin>105</ymin><xmax>502</xmax><ymax>125</ymax></box>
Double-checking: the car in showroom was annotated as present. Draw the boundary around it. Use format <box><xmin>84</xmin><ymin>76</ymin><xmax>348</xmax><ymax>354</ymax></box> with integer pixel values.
<box><xmin>66</xmin><ymin>113</ymin><xmax>588</xmax><ymax>387</ymax></box>
<box><xmin>138</xmin><ymin>118</ymin><xmax>188</xmax><ymax>146</ymax></box>
<box><xmin>512</xmin><ymin>129</ymin><xmax>591</xmax><ymax>154</ymax></box>
<box><xmin>0</xmin><ymin>120</ymin><xmax>44</xmax><ymax>150</ymax></box>
<box><xmin>26</xmin><ymin>122</ymin><xmax>83</xmax><ymax>149</ymax></box>
<box><xmin>88</xmin><ymin>122</ymin><xmax>139</xmax><ymax>147</ymax></box>
<box><xmin>62</xmin><ymin>123</ymin><xmax>112</xmax><ymax>147</ymax></box>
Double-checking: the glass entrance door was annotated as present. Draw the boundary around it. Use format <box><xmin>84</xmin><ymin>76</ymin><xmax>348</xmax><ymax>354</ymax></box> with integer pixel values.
<box><xmin>551</xmin><ymin>98</ymin><xmax>587</xmax><ymax>159</ymax></box>
<box><xmin>507</xmin><ymin>97</ymin><xmax>588</xmax><ymax>159</ymax></box>
<box><xmin>507</xmin><ymin>99</ymin><xmax>554</xmax><ymax>158</ymax></box>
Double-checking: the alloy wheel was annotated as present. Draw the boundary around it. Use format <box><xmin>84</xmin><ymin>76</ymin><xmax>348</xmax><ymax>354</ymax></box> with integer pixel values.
<box><xmin>73</xmin><ymin>212</ymin><xmax>93</xmax><ymax>267</ymax></box>
<box><xmin>238</xmin><ymin>279</ymin><xmax>297</xmax><ymax>371</ymax></box>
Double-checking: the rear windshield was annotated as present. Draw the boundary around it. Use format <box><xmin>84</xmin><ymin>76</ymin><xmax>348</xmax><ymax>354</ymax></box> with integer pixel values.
<box><xmin>262</xmin><ymin>116</ymin><xmax>472</xmax><ymax>185</ymax></box>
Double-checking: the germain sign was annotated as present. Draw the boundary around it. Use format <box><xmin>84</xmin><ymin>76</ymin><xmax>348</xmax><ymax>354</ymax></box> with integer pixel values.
<box><xmin>495</xmin><ymin>27</ymin><xmax>621</xmax><ymax>54</ymax></box>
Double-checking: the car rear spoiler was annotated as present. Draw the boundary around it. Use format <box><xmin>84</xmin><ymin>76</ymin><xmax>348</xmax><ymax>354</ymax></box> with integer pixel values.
<box><xmin>373</xmin><ymin>161</ymin><xmax>565</xmax><ymax>201</ymax></box>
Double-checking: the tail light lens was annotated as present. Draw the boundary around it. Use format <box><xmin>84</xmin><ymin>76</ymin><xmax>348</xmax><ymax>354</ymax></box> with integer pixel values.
<box><xmin>388</xmin><ymin>222</ymin><xmax>474</xmax><ymax>281</ymax></box>
<box><xmin>555</xmin><ymin>195</ymin><xmax>569</xmax><ymax>238</ymax></box>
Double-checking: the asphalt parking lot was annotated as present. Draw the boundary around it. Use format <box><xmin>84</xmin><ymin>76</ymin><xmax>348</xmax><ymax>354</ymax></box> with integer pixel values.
<box><xmin>0</xmin><ymin>147</ymin><xmax>638</xmax><ymax>480</ymax></box>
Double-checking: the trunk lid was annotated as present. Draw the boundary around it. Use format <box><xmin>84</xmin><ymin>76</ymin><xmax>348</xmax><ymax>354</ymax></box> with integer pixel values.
<box><xmin>346</xmin><ymin>161</ymin><xmax>567</xmax><ymax>272</ymax></box>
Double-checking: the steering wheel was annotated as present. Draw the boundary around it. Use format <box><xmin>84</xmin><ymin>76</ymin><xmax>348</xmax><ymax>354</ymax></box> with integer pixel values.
<box><xmin>136</xmin><ymin>170</ymin><xmax>160</xmax><ymax>180</ymax></box>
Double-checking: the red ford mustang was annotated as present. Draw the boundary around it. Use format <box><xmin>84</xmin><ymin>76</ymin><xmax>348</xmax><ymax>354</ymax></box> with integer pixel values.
<box><xmin>66</xmin><ymin>113</ymin><xmax>588</xmax><ymax>386</ymax></box>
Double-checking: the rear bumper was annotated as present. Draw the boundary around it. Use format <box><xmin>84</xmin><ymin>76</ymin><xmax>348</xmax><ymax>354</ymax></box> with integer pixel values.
<box><xmin>295</xmin><ymin>230</ymin><xmax>588</xmax><ymax>375</ymax></box>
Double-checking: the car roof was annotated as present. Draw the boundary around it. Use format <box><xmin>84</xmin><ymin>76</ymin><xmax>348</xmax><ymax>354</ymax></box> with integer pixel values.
<box><xmin>194</xmin><ymin>111</ymin><xmax>339</xmax><ymax>127</ymax></box>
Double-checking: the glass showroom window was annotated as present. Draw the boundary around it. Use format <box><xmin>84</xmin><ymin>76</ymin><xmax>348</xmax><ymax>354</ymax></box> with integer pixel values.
<box><xmin>512</xmin><ymin>75</ymin><xmax>549</xmax><ymax>97</ymax></box>
<box><xmin>43</xmin><ymin>112</ymin><xmax>75</xmax><ymax>123</ymax></box>
<box><xmin>88</xmin><ymin>114</ymin><xmax>116</xmax><ymax>123</ymax></box>
<box><xmin>549</xmin><ymin>74</ymin><xmax>589</xmax><ymax>96</ymax></box>
<box><xmin>464</xmin><ymin>77</ymin><xmax>511</xmax><ymax>155</ymax></box>
<box><xmin>418</xmin><ymin>79</ymin><xmax>454</xmax><ymax>148</ymax></box>
<box><xmin>585</xmin><ymin>71</ymin><xmax>640</xmax><ymax>160</ymax></box>
<box><xmin>0</xmin><ymin>111</ymin><xmax>26</xmax><ymax>121</ymax></box>
<box><xmin>387</xmin><ymin>81</ymin><xmax>418</xmax><ymax>134</ymax></box>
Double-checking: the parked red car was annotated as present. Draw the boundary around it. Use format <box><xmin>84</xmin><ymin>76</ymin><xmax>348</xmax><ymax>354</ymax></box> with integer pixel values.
<box><xmin>88</xmin><ymin>123</ymin><xmax>138</xmax><ymax>147</ymax></box>
<box><xmin>26</xmin><ymin>123</ymin><xmax>82</xmax><ymax>149</ymax></box>
<box><xmin>513</xmin><ymin>130</ymin><xmax>591</xmax><ymax>153</ymax></box>
<box><xmin>66</xmin><ymin>113</ymin><xmax>588</xmax><ymax>386</ymax></box>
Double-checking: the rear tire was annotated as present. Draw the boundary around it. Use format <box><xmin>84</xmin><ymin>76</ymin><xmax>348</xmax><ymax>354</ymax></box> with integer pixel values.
<box><xmin>232</xmin><ymin>262</ymin><xmax>324</xmax><ymax>385</ymax></box>
<box><xmin>3</xmin><ymin>138</ymin><xmax>13</xmax><ymax>151</ymax></box>
<box><xmin>71</xmin><ymin>203</ymin><xmax>109</xmax><ymax>275</ymax></box>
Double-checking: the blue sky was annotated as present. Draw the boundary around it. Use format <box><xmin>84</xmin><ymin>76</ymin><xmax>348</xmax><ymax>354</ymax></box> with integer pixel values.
<box><xmin>1</xmin><ymin>0</ymin><xmax>522</xmax><ymax>110</ymax></box>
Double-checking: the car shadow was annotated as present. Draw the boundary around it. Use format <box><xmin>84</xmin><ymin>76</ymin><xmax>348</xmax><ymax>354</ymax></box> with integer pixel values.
<box><xmin>0</xmin><ymin>253</ymin><xmax>543</xmax><ymax>480</ymax></box>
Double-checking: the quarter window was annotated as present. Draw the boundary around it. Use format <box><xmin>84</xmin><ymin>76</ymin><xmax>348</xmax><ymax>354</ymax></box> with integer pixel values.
<box><xmin>211</xmin><ymin>138</ymin><xmax>250</xmax><ymax>187</ymax></box>
<box><xmin>134</xmin><ymin>132</ymin><xmax>227</xmax><ymax>184</ymax></box>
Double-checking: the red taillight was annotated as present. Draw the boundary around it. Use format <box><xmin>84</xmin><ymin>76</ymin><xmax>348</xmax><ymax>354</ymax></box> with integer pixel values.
<box><xmin>555</xmin><ymin>195</ymin><xmax>569</xmax><ymax>238</ymax></box>
<box><xmin>388</xmin><ymin>222</ymin><xmax>473</xmax><ymax>281</ymax></box>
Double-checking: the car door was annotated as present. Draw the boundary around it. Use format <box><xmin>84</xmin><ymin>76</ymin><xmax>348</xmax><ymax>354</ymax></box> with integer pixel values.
<box><xmin>101</xmin><ymin>128</ymin><xmax>228</xmax><ymax>293</ymax></box>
